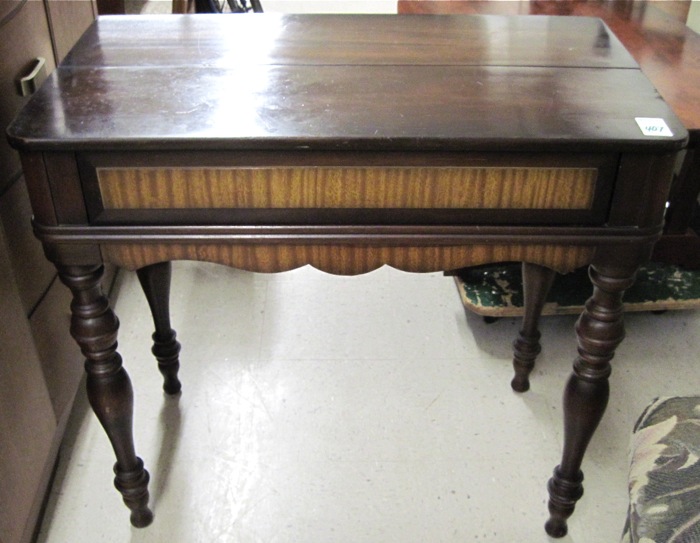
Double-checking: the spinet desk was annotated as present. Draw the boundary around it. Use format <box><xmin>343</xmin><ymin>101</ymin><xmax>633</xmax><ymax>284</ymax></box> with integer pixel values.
<box><xmin>7</xmin><ymin>14</ymin><xmax>687</xmax><ymax>538</ymax></box>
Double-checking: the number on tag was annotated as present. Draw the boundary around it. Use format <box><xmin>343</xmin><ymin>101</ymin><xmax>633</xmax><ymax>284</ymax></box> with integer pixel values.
<box><xmin>635</xmin><ymin>118</ymin><xmax>674</xmax><ymax>137</ymax></box>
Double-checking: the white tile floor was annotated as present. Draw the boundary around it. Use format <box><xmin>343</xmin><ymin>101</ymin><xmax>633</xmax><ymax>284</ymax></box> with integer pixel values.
<box><xmin>36</xmin><ymin>262</ymin><xmax>700</xmax><ymax>543</ymax></box>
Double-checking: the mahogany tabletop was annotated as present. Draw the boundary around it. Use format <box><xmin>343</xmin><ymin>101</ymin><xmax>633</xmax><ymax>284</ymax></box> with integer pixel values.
<box><xmin>398</xmin><ymin>1</ymin><xmax>700</xmax><ymax>134</ymax></box>
<box><xmin>7</xmin><ymin>14</ymin><xmax>687</xmax><ymax>154</ymax></box>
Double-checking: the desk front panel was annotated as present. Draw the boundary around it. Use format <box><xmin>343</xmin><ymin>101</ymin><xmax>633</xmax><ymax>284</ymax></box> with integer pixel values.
<box><xmin>79</xmin><ymin>151</ymin><xmax>618</xmax><ymax>227</ymax></box>
<box><xmin>33</xmin><ymin>148</ymin><xmax>676</xmax><ymax>276</ymax></box>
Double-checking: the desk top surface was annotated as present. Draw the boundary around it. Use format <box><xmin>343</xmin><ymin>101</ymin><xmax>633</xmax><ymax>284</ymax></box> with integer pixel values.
<box><xmin>7</xmin><ymin>14</ymin><xmax>687</xmax><ymax>153</ymax></box>
<box><xmin>398</xmin><ymin>1</ymin><xmax>700</xmax><ymax>132</ymax></box>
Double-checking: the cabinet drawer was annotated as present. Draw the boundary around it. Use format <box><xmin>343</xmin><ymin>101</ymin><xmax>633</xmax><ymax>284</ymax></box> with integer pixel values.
<box><xmin>0</xmin><ymin>177</ymin><xmax>56</xmax><ymax>314</ymax></box>
<box><xmin>30</xmin><ymin>277</ymin><xmax>82</xmax><ymax>422</ymax></box>
<box><xmin>0</xmin><ymin>222</ymin><xmax>55</xmax><ymax>543</ymax></box>
<box><xmin>0</xmin><ymin>1</ymin><xmax>56</xmax><ymax>192</ymax></box>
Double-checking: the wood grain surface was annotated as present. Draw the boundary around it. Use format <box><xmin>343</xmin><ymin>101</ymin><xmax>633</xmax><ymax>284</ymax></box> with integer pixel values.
<box><xmin>397</xmin><ymin>1</ymin><xmax>700</xmax><ymax>131</ymax></box>
<box><xmin>101</xmin><ymin>242</ymin><xmax>595</xmax><ymax>275</ymax></box>
<box><xmin>7</xmin><ymin>15</ymin><xmax>687</xmax><ymax>153</ymax></box>
<box><xmin>97</xmin><ymin>166</ymin><xmax>597</xmax><ymax>210</ymax></box>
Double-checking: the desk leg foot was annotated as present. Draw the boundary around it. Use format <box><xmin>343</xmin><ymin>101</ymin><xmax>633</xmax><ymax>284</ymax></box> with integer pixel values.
<box><xmin>115</xmin><ymin>458</ymin><xmax>153</xmax><ymax>527</ymax></box>
<box><xmin>59</xmin><ymin>265</ymin><xmax>153</xmax><ymax>527</ymax></box>
<box><xmin>137</xmin><ymin>262</ymin><xmax>182</xmax><ymax>395</ymax></box>
<box><xmin>545</xmin><ymin>264</ymin><xmax>634</xmax><ymax>537</ymax></box>
<box><xmin>545</xmin><ymin>466</ymin><xmax>583</xmax><ymax>538</ymax></box>
<box><xmin>511</xmin><ymin>263</ymin><xmax>556</xmax><ymax>392</ymax></box>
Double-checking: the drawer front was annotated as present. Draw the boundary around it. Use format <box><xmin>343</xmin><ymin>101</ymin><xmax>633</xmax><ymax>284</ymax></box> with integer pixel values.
<box><xmin>81</xmin><ymin>152</ymin><xmax>618</xmax><ymax>226</ymax></box>
<box><xmin>0</xmin><ymin>176</ymin><xmax>57</xmax><ymax>315</ymax></box>
<box><xmin>98</xmin><ymin>166</ymin><xmax>597</xmax><ymax>210</ymax></box>
<box><xmin>0</xmin><ymin>1</ymin><xmax>57</xmax><ymax>192</ymax></box>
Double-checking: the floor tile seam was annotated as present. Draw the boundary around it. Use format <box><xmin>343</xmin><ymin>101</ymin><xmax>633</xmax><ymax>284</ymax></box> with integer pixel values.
<box><xmin>249</xmin><ymin>355</ymin><xmax>498</xmax><ymax>363</ymax></box>
<box><xmin>253</xmin><ymin>281</ymin><xmax>272</xmax><ymax>361</ymax></box>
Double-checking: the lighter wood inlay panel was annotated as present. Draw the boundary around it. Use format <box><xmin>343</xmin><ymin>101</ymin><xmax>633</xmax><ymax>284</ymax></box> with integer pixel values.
<box><xmin>101</xmin><ymin>243</ymin><xmax>594</xmax><ymax>275</ymax></box>
<box><xmin>97</xmin><ymin>167</ymin><xmax>597</xmax><ymax>210</ymax></box>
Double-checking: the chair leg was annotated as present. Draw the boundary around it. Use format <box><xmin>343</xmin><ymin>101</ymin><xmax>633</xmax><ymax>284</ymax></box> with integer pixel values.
<box><xmin>137</xmin><ymin>262</ymin><xmax>182</xmax><ymax>395</ymax></box>
<box><xmin>511</xmin><ymin>262</ymin><xmax>556</xmax><ymax>392</ymax></box>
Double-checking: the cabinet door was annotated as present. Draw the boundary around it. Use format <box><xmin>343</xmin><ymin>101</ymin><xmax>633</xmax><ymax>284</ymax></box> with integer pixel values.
<box><xmin>0</xmin><ymin>223</ymin><xmax>56</xmax><ymax>543</ymax></box>
<box><xmin>0</xmin><ymin>178</ymin><xmax>56</xmax><ymax>314</ymax></box>
<box><xmin>0</xmin><ymin>1</ymin><xmax>57</xmax><ymax>191</ymax></box>
<box><xmin>0</xmin><ymin>4</ymin><xmax>97</xmax><ymax>543</ymax></box>
<box><xmin>30</xmin><ymin>277</ymin><xmax>83</xmax><ymax>423</ymax></box>
<box><xmin>45</xmin><ymin>0</ymin><xmax>96</xmax><ymax>63</ymax></box>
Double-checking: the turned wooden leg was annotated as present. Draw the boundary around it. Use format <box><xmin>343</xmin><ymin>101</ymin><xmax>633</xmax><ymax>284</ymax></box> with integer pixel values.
<box><xmin>137</xmin><ymin>262</ymin><xmax>182</xmax><ymax>395</ymax></box>
<box><xmin>545</xmin><ymin>263</ymin><xmax>636</xmax><ymax>538</ymax></box>
<box><xmin>58</xmin><ymin>264</ymin><xmax>153</xmax><ymax>527</ymax></box>
<box><xmin>511</xmin><ymin>262</ymin><xmax>557</xmax><ymax>392</ymax></box>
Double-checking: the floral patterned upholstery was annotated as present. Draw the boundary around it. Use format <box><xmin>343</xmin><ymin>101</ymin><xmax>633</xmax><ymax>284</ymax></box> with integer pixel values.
<box><xmin>622</xmin><ymin>397</ymin><xmax>700</xmax><ymax>543</ymax></box>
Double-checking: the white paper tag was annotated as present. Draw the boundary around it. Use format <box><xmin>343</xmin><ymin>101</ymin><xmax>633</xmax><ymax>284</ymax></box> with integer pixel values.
<box><xmin>635</xmin><ymin>117</ymin><xmax>674</xmax><ymax>137</ymax></box>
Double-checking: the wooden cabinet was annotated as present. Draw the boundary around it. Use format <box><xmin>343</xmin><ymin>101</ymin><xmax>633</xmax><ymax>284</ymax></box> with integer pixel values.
<box><xmin>0</xmin><ymin>1</ymin><xmax>57</xmax><ymax>192</ymax></box>
<box><xmin>0</xmin><ymin>222</ymin><xmax>56</xmax><ymax>543</ymax></box>
<box><xmin>45</xmin><ymin>1</ymin><xmax>102</xmax><ymax>62</ymax></box>
<box><xmin>0</xmin><ymin>2</ymin><xmax>98</xmax><ymax>542</ymax></box>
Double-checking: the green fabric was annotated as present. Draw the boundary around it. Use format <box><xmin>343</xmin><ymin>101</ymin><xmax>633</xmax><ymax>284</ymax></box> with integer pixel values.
<box><xmin>457</xmin><ymin>262</ymin><xmax>700</xmax><ymax>314</ymax></box>
<box><xmin>623</xmin><ymin>397</ymin><xmax>700</xmax><ymax>543</ymax></box>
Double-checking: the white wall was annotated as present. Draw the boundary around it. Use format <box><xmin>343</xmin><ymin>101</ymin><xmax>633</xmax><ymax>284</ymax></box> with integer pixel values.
<box><xmin>688</xmin><ymin>0</ymin><xmax>700</xmax><ymax>33</ymax></box>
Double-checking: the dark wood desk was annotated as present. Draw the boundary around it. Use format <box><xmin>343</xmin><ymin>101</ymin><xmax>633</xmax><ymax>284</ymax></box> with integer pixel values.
<box><xmin>7</xmin><ymin>14</ymin><xmax>687</xmax><ymax>538</ymax></box>
<box><xmin>398</xmin><ymin>0</ymin><xmax>700</xmax><ymax>267</ymax></box>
